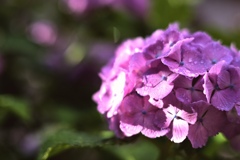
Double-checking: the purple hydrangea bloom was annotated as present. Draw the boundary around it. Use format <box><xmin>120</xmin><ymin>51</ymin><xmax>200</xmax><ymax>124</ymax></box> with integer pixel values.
<box><xmin>174</xmin><ymin>75</ymin><xmax>206</xmax><ymax>104</ymax></box>
<box><xmin>119</xmin><ymin>93</ymin><xmax>168</xmax><ymax>138</ymax></box>
<box><xmin>203</xmin><ymin>61</ymin><xmax>240</xmax><ymax>112</ymax></box>
<box><xmin>188</xmin><ymin>101</ymin><xmax>227</xmax><ymax>148</ymax></box>
<box><xmin>93</xmin><ymin>23</ymin><xmax>240</xmax><ymax>149</ymax></box>
<box><xmin>136</xmin><ymin>61</ymin><xmax>178</xmax><ymax>106</ymax></box>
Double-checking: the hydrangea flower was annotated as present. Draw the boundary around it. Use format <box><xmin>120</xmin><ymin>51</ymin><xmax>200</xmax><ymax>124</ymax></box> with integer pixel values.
<box><xmin>174</xmin><ymin>75</ymin><xmax>206</xmax><ymax>104</ymax></box>
<box><xmin>203</xmin><ymin>61</ymin><xmax>240</xmax><ymax>112</ymax></box>
<box><xmin>118</xmin><ymin>93</ymin><xmax>169</xmax><ymax>138</ymax></box>
<box><xmin>93</xmin><ymin>23</ymin><xmax>240</xmax><ymax>149</ymax></box>
<box><xmin>154</xmin><ymin>94</ymin><xmax>197</xmax><ymax>143</ymax></box>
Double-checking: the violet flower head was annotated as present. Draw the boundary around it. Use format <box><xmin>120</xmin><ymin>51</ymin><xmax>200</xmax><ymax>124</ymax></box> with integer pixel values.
<box><xmin>93</xmin><ymin>23</ymin><xmax>240</xmax><ymax>149</ymax></box>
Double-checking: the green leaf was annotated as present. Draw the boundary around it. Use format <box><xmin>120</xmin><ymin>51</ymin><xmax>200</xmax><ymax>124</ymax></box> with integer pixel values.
<box><xmin>113</xmin><ymin>27</ymin><xmax>121</xmax><ymax>43</ymax></box>
<box><xmin>0</xmin><ymin>95</ymin><xmax>30</xmax><ymax>121</ymax></box>
<box><xmin>38</xmin><ymin>130</ymin><xmax>114</xmax><ymax>160</ymax></box>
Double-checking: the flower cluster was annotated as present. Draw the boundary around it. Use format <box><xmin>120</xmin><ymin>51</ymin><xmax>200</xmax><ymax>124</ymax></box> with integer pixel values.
<box><xmin>93</xmin><ymin>23</ymin><xmax>240</xmax><ymax>148</ymax></box>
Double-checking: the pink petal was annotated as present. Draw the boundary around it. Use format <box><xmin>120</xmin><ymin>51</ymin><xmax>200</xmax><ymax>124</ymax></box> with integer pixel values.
<box><xmin>171</xmin><ymin>118</ymin><xmax>189</xmax><ymax>143</ymax></box>
<box><xmin>142</xmin><ymin>127</ymin><xmax>169</xmax><ymax>138</ymax></box>
<box><xmin>120</xmin><ymin>121</ymin><xmax>143</xmax><ymax>137</ymax></box>
<box><xmin>148</xmin><ymin>98</ymin><xmax>163</xmax><ymax>108</ymax></box>
<box><xmin>203</xmin><ymin>73</ymin><xmax>214</xmax><ymax>103</ymax></box>
<box><xmin>178</xmin><ymin>109</ymin><xmax>197</xmax><ymax>124</ymax></box>
<box><xmin>136</xmin><ymin>80</ymin><xmax>174</xmax><ymax>100</ymax></box>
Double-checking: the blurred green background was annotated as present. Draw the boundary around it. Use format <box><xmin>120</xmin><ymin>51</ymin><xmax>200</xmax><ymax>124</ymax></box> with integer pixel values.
<box><xmin>1</xmin><ymin>0</ymin><xmax>240</xmax><ymax>159</ymax></box>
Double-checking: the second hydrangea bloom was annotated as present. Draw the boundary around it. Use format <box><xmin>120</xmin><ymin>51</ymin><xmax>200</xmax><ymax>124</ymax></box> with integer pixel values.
<box><xmin>93</xmin><ymin>23</ymin><xmax>240</xmax><ymax>149</ymax></box>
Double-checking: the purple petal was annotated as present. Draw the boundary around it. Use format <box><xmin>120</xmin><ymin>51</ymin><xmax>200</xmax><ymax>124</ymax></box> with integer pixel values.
<box><xmin>108</xmin><ymin>115</ymin><xmax>125</xmax><ymax>138</ymax></box>
<box><xmin>211</xmin><ymin>89</ymin><xmax>236</xmax><ymax>111</ymax></box>
<box><xmin>188</xmin><ymin>122</ymin><xmax>208</xmax><ymax>148</ymax></box>
<box><xmin>191</xmin><ymin>31</ymin><xmax>212</xmax><ymax>45</ymax></box>
<box><xmin>192</xmin><ymin>101</ymin><xmax>227</xmax><ymax>136</ymax></box>
<box><xmin>217</xmin><ymin>69</ymin><xmax>231</xmax><ymax>89</ymax></box>
<box><xmin>227</xmin><ymin>107</ymin><xmax>240</xmax><ymax>123</ymax></box>
<box><xmin>175</xmin><ymin>88</ymin><xmax>192</xmax><ymax>104</ymax></box>
<box><xmin>161</xmin><ymin>38</ymin><xmax>193</xmax><ymax>68</ymax></box>
<box><xmin>161</xmin><ymin>92</ymin><xmax>181</xmax><ymax>108</ymax></box>
<box><xmin>203</xmin><ymin>42</ymin><xmax>233</xmax><ymax>68</ymax></box>
<box><xmin>202</xmin><ymin>105</ymin><xmax>227</xmax><ymax>136</ymax></box>
<box><xmin>119</xmin><ymin>93</ymin><xmax>143</xmax><ymax>115</ymax></box>
<box><xmin>154</xmin><ymin>109</ymin><xmax>170</xmax><ymax>129</ymax></box>
<box><xmin>174</xmin><ymin>75</ymin><xmax>192</xmax><ymax>88</ymax></box>
<box><xmin>191</xmin><ymin>90</ymin><xmax>207</xmax><ymax>102</ymax></box>
<box><xmin>120</xmin><ymin>112</ymin><xmax>144</xmax><ymax>125</ymax></box>
<box><xmin>141</xmin><ymin>112</ymin><xmax>168</xmax><ymax>138</ymax></box>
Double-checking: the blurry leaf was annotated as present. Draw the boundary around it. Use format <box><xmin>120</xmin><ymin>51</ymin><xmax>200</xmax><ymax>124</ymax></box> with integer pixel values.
<box><xmin>113</xmin><ymin>27</ymin><xmax>121</xmax><ymax>43</ymax></box>
<box><xmin>65</xmin><ymin>42</ymin><xmax>86</xmax><ymax>66</ymax></box>
<box><xmin>148</xmin><ymin>0</ymin><xmax>192</xmax><ymax>30</ymax></box>
<box><xmin>38</xmin><ymin>130</ymin><xmax>114</xmax><ymax>160</ymax></box>
<box><xmin>105</xmin><ymin>137</ymin><xmax>159</xmax><ymax>160</ymax></box>
<box><xmin>202</xmin><ymin>133</ymin><xmax>227</xmax><ymax>158</ymax></box>
<box><xmin>1</xmin><ymin>35</ymin><xmax>43</xmax><ymax>56</ymax></box>
<box><xmin>0</xmin><ymin>95</ymin><xmax>30</xmax><ymax>121</ymax></box>
<box><xmin>54</xmin><ymin>107</ymin><xmax>79</xmax><ymax>124</ymax></box>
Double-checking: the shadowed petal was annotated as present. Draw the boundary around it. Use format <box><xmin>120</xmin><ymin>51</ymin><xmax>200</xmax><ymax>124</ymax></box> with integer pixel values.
<box><xmin>203</xmin><ymin>105</ymin><xmax>227</xmax><ymax>136</ymax></box>
<box><xmin>141</xmin><ymin>112</ymin><xmax>168</xmax><ymax>138</ymax></box>
<box><xmin>175</xmin><ymin>88</ymin><xmax>192</xmax><ymax>104</ymax></box>
<box><xmin>188</xmin><ymin>122</ymin><xmax>208</xmax><ymax>148</ymax></box>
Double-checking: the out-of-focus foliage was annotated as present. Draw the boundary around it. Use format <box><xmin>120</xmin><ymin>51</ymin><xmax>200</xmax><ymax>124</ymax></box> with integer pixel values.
<box><xmin>0</xmin><ymin>0</ymin><xmax>240</xmax><ymax>159</ymax></box>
